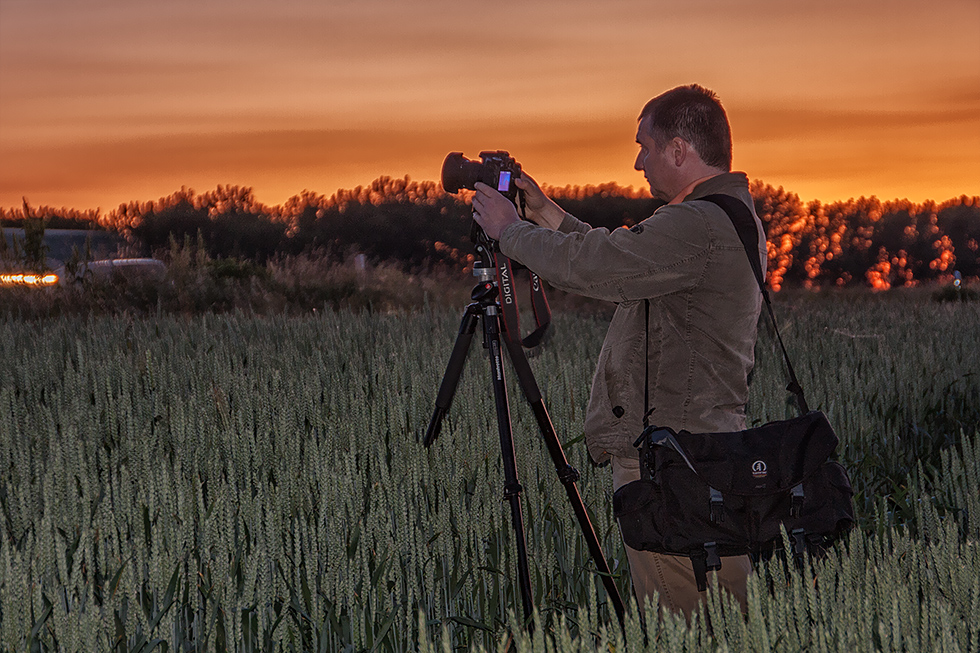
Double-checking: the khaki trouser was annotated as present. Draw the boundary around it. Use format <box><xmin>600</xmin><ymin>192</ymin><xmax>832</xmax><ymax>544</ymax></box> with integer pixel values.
<box><xmin>611</xmin><ymin>456</ymin><xmax>752</xmax><ymax>618</ymax></box>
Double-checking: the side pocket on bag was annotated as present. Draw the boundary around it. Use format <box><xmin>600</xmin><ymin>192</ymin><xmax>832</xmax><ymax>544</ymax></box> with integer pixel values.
<box><xmin>612</xmin><ymin>480</ymin><xmax>664</xmax><ymax>552</ymax></box>
<box><xmin>826</xmin><ymin>461</ymin><xmax>856</xmax><ymax>533</ymax></box>
<box><xmin>800</xmin><ymin>461</ymin><xmax>856</xmax><ymax>539</ymax></box>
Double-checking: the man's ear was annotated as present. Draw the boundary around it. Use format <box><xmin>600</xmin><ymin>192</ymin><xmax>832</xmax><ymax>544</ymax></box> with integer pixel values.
<box><xmin>670</xmin><ymin>137</ymin><xmax>689</xmax><ymax>167</ymax></box>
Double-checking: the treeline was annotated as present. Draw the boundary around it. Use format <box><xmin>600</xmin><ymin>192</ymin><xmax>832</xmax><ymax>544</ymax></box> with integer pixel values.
<box><xmin>2</xmin><ymin>177</ymin><xmax>977</xmax><ymax>290</ymax></box>
<box><xmin>747</xmin><ymin>181</ymin><xmax>979</xmax><ymax>291</ymax></box>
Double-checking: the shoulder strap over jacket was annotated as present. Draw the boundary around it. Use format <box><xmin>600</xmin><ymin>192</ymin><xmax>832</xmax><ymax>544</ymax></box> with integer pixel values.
<box><xmin>642</xmin><ymin>193</ymin><xmax>812</xmax><ymax>425</ymax></box>
<box><xmin>699</xmin><ymin>194</ymin><xmax>810</xmax><ymax>415</ymax></box>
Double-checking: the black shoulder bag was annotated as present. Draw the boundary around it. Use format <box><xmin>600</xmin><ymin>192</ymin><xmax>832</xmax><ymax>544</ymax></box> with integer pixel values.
<box><xmin>612</xmin><ymin>194</ymin><xmax>855</xmax><ymax>592</ymax></box>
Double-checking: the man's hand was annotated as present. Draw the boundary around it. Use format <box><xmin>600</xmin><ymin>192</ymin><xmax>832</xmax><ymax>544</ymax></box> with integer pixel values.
<box><xmin>472</xmin><ymin>182</ymin><xmax>519</xmax><ymax>240</ymax></box>
<box><xmin>472</xmin><ymin>172</ymin><xmax>567</xmax><ymax>240</ymax></box>
<box><xmin>513</xmin><ymin>174</ymin><xmax>566</xmax><ymax>230</ymax></box>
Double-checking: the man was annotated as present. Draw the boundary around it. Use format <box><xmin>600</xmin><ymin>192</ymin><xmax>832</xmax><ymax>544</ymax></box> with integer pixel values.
<box><xmin>471</xmin><ymin>84</ymin><xmax>766</xmax><ymax>616</ymax></box>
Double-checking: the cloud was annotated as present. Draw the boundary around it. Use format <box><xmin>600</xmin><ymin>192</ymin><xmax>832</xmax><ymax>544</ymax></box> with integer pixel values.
<box><xmin>733</xmin><ymin>96</ymin><xmax>980</xmax><ymax>201</ymax></box>
<box><xmin>735</xmin><ymin>103</ymin><xmax>980</xmax><ymax>144</ymax></box>
<box><xmin>2</xmin><ymin>0</ymin><xmax>977</xmax><ymax>208</ymax></box>
<box><xmin>0</xmin><ymin>118</ymin><xmax>639</xmax><ymax>209</ymax></box>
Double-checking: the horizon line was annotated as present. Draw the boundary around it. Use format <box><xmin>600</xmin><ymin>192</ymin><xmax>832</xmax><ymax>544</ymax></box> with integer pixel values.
<box><xmin>3</xmin><ymin>175</ymin><xmax>979</xmax><ymax>215</ymax></box>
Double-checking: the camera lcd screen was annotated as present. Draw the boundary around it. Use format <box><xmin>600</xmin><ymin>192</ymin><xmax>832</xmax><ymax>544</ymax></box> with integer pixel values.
<box><xmin>497</xmin><ymin>171</ymin><xmax>512</xmax><ymax>193</ymax></box>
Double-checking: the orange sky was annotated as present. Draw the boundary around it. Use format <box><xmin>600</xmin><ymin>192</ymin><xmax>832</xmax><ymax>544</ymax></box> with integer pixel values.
<box><xmin>1</xmin><ymin>0</ymin><xmax>978</xmax><ymax>212</ymax></box>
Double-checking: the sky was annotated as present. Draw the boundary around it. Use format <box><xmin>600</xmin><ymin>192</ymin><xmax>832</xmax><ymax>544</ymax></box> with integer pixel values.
<box><xmin>1</xmin><ymin>0</ymin><xmax>978</xmax><ymax>213</ymax></box>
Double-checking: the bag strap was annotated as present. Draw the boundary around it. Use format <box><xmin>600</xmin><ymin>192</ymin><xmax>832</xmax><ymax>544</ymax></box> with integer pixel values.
<box><xmin>699</xmin><ymin>194</ymin><xmax>810</xmax><ymax>415</ymax></box>
<box><xmin>643</xmin><ymin>298</ymin><xmax>653</xmax><ymax>428</ymax></box>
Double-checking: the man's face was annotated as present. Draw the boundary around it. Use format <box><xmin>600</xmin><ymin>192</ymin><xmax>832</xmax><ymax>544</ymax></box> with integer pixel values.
<box><xmin>634</xmin><ymin>117</ymin><xmax>674</xmax><ymax>202</ymax></box>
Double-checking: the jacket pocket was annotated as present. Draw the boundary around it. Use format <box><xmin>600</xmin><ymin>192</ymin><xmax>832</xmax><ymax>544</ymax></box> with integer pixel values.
<box><xmin>600</xmin><ymin>303</ymin><xmax>644</xmax><ymax>421</ymax></box>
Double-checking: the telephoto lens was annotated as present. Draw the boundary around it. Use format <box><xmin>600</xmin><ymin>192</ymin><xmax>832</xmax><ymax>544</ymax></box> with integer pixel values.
<box><xmin>441</xmin><ymin>152</ymin><xmax>483</xmax><ymax>194</ymax></box>
<box><xmin>441</xmin><ymin>151</ymin><xmax>522</xmax><ymax>202</ymax></box>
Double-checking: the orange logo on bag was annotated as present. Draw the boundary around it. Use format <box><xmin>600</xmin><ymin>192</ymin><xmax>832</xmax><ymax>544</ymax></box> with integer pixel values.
<box><xmin>752</xmin><ymin>460</ymin><xmax>768</xmax><ymax>478</ymax></box>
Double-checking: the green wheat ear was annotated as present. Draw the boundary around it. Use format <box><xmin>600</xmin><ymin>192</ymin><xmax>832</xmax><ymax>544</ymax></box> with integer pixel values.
<box><xmin>0</xmin><ymin>304</ymin><xmax>978</xmax><ymax>651</ymax></box>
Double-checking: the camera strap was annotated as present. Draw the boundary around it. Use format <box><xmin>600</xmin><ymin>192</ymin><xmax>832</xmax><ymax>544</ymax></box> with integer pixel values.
<box><xmin>495</xmin><ymin>252</ymin><xmax>551</xmax><ymax>349</ymax></box>
<box><xmin>524</xmin><ymin>269</ymin><xmax>551</xmax><ymax>348</ymax></box>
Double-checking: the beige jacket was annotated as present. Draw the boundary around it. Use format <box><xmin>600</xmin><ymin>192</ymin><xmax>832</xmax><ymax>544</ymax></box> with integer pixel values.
<box><xmin>499</xmin><ymin>172</ymin><xmax>766</xmax><ymax>463</ymax></box>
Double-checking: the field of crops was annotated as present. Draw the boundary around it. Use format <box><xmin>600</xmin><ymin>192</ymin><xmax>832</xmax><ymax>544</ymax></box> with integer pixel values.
<box><xmin>1</xmin><ymin>292</ymin><xmax>978</xmax><ymax>651</ymax></box>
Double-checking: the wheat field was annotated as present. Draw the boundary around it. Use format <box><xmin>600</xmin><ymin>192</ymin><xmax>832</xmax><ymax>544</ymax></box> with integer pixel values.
<box><xmin>1</xmin><ymin>293</ymin><xmax>978</xmax><ymax>651</ymax></box>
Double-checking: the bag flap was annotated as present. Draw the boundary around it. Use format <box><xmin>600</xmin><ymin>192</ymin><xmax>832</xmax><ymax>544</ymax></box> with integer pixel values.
<box><xmin>653</xmin><ymin>411</ymin><xmax>839</xmax><ymax>496</ymax></box>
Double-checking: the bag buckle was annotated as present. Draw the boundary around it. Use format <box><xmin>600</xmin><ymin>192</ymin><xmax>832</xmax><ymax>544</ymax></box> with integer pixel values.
<box><xmin>705</xmin><ymin>541</ymin><xmax>721</xmax><ymax>571</ymax></box>
<box><xmin>709</xmin><ymin>487</ymin><xmax>724</xmax><ymax>523</ymax></box>
<box><xmin>634</xmin><ymin>425</ymin><xmax>671</xmax><ymax>449</ymax></box>
<box><xmin>791</xmin><ymin>528</ymin><xmax>807</xmax><ymax>565</ymax></box>
<box><xmin>691</xmin><ymin>543</ymin><xmax>722</xmax><ymax>592</ymax></box>
<box><xmin>791</xmin><ymin>483</ymin><xmax>805</xmax><ymax>518</ymax></box>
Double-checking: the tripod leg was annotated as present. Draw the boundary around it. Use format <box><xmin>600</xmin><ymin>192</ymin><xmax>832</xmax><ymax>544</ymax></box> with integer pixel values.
<box><xmin>503</xmin><ymin>337</ymin><xmax>627</xmax><ymax>627</ymax></box>
<box><xmin>423</xmin><ymin>305</ymin><xmax>480</xmax><ymax>448</ymax></box>
<box><xmin>483</xmin><ymin>305</ymin><xmax>535</xmax><ymax>623</ymax></box>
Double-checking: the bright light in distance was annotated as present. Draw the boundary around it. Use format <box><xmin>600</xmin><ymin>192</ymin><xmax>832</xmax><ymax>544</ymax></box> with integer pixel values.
<box><xmin>0</xmin><ymin>273</ymin><xmax>59</xmax><ymax>287</ymax></box>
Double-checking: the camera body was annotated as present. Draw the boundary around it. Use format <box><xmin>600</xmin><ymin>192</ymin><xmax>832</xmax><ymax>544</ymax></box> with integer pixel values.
<box><xmin>441</xmin><ymin>151</ymin><xmax>522</xmax><ymax>202</ymax></box>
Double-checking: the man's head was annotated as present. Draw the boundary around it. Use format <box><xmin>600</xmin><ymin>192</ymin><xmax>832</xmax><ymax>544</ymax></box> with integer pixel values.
<box><xmin>634</xmin><ymin>84</ymin><xmax>732</xmax><ymax>201</ymax></box>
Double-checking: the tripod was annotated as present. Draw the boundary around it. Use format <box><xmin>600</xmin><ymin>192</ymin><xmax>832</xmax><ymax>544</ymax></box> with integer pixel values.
<box><xmin>423</xmin><ymin>250</ymin><xmax>626</xmax><ymax>628</ymax></box>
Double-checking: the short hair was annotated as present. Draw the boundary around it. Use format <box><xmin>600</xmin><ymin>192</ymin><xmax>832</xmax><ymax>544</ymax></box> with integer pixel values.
<box><xmin>639</xmin><ymin>84</ymin><xmax>732</xmax><ymax>171</ymax></box>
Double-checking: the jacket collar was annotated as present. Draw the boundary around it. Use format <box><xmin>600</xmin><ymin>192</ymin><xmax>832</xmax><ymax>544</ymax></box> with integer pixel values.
<box><xmin>681</xmin><ymin>172</ymin><xmax>751</xmax><ymax>202</ymax></box>
<box><xmin>669</xmin><ymin>175</ymin><xmax>720</xmax><ymax>205</ymax></box>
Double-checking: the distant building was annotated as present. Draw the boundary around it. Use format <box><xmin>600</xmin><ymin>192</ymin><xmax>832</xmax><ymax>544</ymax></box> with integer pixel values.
<box><xmin>1</xmin><ymin>228</ymin><xmax>122</xmax><ymax>264</ymax></box>
<box><xmin>1</xmin><ymin>228</ymin><xmax>164</xmax><ymax>287</ymax></box>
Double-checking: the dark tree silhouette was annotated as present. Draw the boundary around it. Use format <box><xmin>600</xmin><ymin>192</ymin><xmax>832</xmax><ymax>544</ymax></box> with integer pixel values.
<box><xmin>4</xmin><ymin>179</ymin><xmax>977</xmax><ymax>289</ymax></box>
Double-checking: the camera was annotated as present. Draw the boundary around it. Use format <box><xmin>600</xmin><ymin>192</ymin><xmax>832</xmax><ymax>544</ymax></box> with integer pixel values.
<box><xmin>441</xmin><ymin>151</ymin><xmax>522</xmax><ymax>202</ymax></box>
